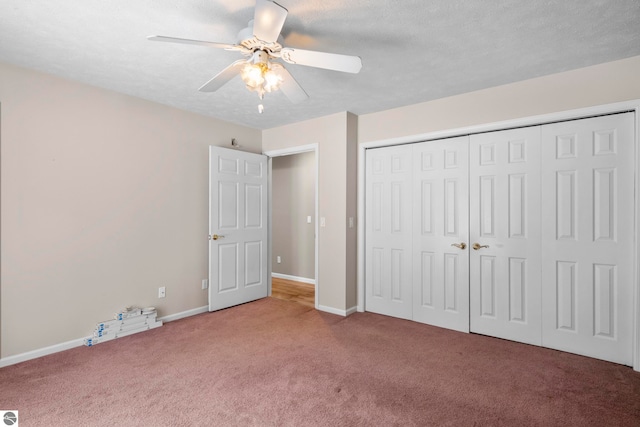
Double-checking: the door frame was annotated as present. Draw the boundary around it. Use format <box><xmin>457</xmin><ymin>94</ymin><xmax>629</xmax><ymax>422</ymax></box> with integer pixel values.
<box><xmin>357</xmin><ymin>99</ymin><xmax>640</xmax><ymax>372</ymax></box>
<box><xmin>264</xmin><ymin>144</ymin><xmax>319</xmax><ymax>309</ymax></box>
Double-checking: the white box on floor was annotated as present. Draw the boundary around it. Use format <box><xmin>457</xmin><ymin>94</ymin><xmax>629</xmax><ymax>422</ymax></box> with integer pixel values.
<box><xmin>94</xmin><ymin>317</ymin><xmax>159</xmax><ymax>337</ymax></box>
<box><xmin>86</xmin><ymin>316</ymin><xmax>162</xmax><ymax>345</ymax></box>
<box><xmin>97</xmin><ymin>313</ymin><xmax>156</xmax><ymax>330</ymax></box>
<box><xmin>84</xmin><ymin>334</ymin><xmax>117</xmax><ymax>346</ymax></box>
<box><xmin>114</xmin><ymin>308</ymin><xmax>143</xmax><ymax>320</ymax></box>
<box><xmin>115</xmin><ymin>324</ymin><xmax>152</xmax><ymax>338</ymax></box>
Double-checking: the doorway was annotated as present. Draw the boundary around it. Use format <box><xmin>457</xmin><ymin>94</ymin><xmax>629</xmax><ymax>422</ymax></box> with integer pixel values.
<box><xmin>265</xmin><ymin>145</ymin><xmax>318</xmax><ymax>308</ymax></box>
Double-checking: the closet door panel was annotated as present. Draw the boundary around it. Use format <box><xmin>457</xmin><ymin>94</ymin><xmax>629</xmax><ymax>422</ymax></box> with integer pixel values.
<box><xmin>541</xmin><ymin>113</ymin><xmax>634</xmax><ymax>365</ymax></box>
<box><xmin>412</xmin><ymin>137</ymin><xmax>470</xmax><ymax>332</ymax></box>
<box><xmin>469</xmin><ymin>127</ymin><xmax>542</xmax><ymax>345</ymax></box>
<box><xmin>365</xmin><ymin>145</ymin><xmax>413</xmax><ymax>320</ymax></box>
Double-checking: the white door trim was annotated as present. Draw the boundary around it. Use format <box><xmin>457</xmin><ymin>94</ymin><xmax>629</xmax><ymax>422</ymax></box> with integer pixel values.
<box><xmin>264</xmin><ymin>144</ymin><xmax>319</xmax><ymax>309</ymax></box>
<box><xmin>357</xmin><ymin>99</ymin><xmax>640</xmax><ymax>371</ymax></box>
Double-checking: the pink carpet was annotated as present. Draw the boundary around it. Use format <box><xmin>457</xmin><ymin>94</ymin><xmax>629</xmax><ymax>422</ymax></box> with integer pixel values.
<box><xmin>1</xmin><ymin>297</ymin><xmax>639</xmax><ymax>426</ymax></box>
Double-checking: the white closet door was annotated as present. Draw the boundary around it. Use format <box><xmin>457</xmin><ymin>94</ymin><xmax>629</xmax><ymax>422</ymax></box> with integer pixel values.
<box><xmin>365</xmin><ymin>144</ymin><xmax>413</xmax><ymax>320</ymax></box>
<box><xmin>469</xmin><ymin>127</ymin><xmax>542</xmax><ymax>345</ymax></box>
<box><xmin>541</xmin><ymin>113</ymin><xmax>634</xmax><ymax>365</ymax></box>
<box><xmin>412</xmin><ymin>137</ymin><xmax>470</xmax><ymax>332</ymax></box>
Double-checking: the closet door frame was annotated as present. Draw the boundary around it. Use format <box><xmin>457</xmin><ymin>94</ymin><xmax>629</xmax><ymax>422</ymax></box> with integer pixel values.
<box><xmin>357</xmin><ymin>99</ymin><xmax>640</xmax><ymax>372</ymax></box>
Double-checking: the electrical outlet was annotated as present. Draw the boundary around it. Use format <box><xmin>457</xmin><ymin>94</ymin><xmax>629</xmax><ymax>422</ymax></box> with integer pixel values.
<box><xmin>158</xmin><ymin>286</ymin><xmax>166</xmax><ymax>298</ymax></box>
<box><xmin>277</xmin><ymin>256</ymin><xmax>282</xmax><ymax>264</ymax></box>
<box><xmin>202</xmin><ymin>279</ymin><xmax>208</xmax><ymax>290</ymax></box>
<box><xmin>349</xmin><ymin>217</ymin><xmax>354</xmax><ymax>228</ymax></box>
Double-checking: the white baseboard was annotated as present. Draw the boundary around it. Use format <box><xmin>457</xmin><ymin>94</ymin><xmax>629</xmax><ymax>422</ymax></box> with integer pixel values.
<box><xmin>271</xmin><ymin>273</ymin><xmax>316</xmax><ymax>286</ymax></box>
<box><xmin>158</xmin><ymin>305</ymin><xmax>208</xmax><ymax>323</ymax></box>
<box><xmin>0</xmin><ymin>337</ymin><xmax>86</xmax><ymax>368</ymax></box>
<box><xmin>318</xmin><ymin>305</ymin><xmax>358</xmax><ymax>317</ymax></box>
<box><xmin>0</xmin><ymin>305</ymin><xmax>210</xmax><ymax>368</ymax></box>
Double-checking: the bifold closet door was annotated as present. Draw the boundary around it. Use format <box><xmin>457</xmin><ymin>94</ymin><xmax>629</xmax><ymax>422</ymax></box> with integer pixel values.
<box><xmin>365</xmin><ymin>144</ymin><xmax>413</xmax><ymax>320</ymax></box>
<box><xmin>469</xmin><ymin>127</ymin><xmax>542</xmax><ymax>345</ymax></box>
<box><xmin>365</xmin><ymin>112</ymin><xmax>635</xmax><ymax>365</ymax></box>
<box><xmin>412</xmin><ymin>137</ymin><xmax>470</xmax><ymax>332</ymax></box>
<box><xmin>540</xmin><ymin>113</ymin><xmax>634</xmax><ymax>365</ymax></box>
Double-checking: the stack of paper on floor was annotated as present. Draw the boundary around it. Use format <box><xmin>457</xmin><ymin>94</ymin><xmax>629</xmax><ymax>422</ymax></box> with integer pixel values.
<box><xmin>84</xmin><ymin>306</ymin><xmax>162</xmax><ymax>346</ymax></box>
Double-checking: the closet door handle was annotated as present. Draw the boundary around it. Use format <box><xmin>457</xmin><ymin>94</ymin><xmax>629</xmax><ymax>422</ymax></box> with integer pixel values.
<box><xmin>451</xmin><ymin>242</ymin><xmax>467</xmax><ymax>250</ymax></box>
<box><xmin>210</xmin><ymin>234</ymin><xmax>225</xmax><ymax>241</ymax></box>
<box><xmin>472</xmin><ymin>243</ymin><xmax>489</xmax><ymax>250</ymax></box>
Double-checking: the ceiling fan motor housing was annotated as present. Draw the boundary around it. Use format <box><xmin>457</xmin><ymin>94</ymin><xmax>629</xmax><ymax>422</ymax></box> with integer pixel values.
<box><xmin>237</xmin><ymin>20</ymin><xmax>283</xmax><ymax>55</ymax></box>
<box><xmin>252</xmin><ymin>50</ymin><xmax>269</xmax><ymax>65</ymax></box>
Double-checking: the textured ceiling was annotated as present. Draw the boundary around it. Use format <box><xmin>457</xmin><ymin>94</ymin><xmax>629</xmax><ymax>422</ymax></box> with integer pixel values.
<box><xmin>1</xmin><ymin>0</ymin><xmax>639</xmax><ymax>130</ymax></box>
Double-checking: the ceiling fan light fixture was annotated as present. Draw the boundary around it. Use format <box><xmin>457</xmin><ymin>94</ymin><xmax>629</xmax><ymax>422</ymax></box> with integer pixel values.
<box><xmin>240</xmin><ymin>51</ymin><xmax>284</xmax><ymax>99</ymax></box>
<box><xmin>263</xmin><ymin>64</ymin><xmax>283</xmax><ymax>92</ymax></box>
<box><xmin>241</xmin><ymin>62</ymin><xmax>266</xmax><ymax>88</ymax></box>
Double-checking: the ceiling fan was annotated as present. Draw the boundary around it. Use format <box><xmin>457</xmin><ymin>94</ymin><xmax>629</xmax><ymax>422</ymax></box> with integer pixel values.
<box><xmin>148</xmin><ymin>0</ymin><xmax>362</xmax><ymax>111</ymax></box>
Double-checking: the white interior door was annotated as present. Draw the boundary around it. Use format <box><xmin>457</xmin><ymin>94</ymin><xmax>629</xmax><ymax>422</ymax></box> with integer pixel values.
<box><xmin>540</xmin><ymin>113</ymin><xmax>634</xmax><ymax>365</ymax></box>
<box><xmin>412</xmin><ymin>137</ymin><xmax>470</xmax><ymax>332</ymax></box>
<box><xmin>469</xmin><ymin>127</ymin><xmax>542</xmax><ymax>345</ymax></box>
<box><xmin>365</xmin><ymin>144</ymin><xmax>413</xmax><ymax>320</ymax></box>
<box><xmin>209</xmin><ymin>146</ymin><xmax>268</xmax><ymax>311</ymax></box>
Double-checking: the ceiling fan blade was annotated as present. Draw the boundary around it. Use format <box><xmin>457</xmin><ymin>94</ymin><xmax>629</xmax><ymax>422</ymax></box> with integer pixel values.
<box><xmin>198</xmin><ymin>60</ymin><xmax>247</xmax><ymax>92</ymax></box>
<box><xmin>273</xmin><ymin>66</ymin><xmax>308</xmax><ymax>104</ymax></box>
<box><xmin>280</xmin><ymin>48</ymin><xmax>362</xmax><ymax>74</ymax></box>
<box><xmin>148</xmin><ymin>35</ymin><xmax>238</xmax><ymax>50</ymax></box>
<box><xmin>253</xmin><ymin>0</ymin><xmax>288</xmax><ymax>43</ymax></box>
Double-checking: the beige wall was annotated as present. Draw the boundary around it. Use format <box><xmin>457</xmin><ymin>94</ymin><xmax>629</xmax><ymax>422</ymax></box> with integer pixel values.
<box><xmin>263</xmin><ymin>112</ymin><xmax>357</xmax><ymax>311</ymax></box>
<box><xmin>345</xmin><ymin>112</ymin><xmax>358</xmax><ymax>309</ymax></box>
<box><xmin>0</xmin><ymin>62</ymin><xmax>261</xmax><ymax>357</ymax></box>
<box><xmin>271</xmin><ymin>152</ymin><xmax>315</xmax><ymax>279</ymax></box>
<box><xmin>359</xmin><ymin>55</ymin><xmax>640</xmax><ymax>144</ymax></box>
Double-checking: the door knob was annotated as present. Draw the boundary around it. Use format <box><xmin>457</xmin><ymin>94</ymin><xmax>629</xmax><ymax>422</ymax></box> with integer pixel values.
<box><xmin>451</xmin><ymin>242</ymin><xmax>467</xmax><ymax>250</ymax></box>
<box><xmin>210</xmin><ymin>234</ymin><xmax>225</xmax><ymax>240</ymax></box>
<box><xmin>472</xmin><ymin>243</ymin><xmax>489</xmax><ymax>250</ymax></box>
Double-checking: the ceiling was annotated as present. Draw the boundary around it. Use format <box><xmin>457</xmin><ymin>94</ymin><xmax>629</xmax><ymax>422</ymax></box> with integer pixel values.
<box><xmin>1</xmin><ymin>1</ymin><xmax>639</xmax><ymax>130</ymax></box>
